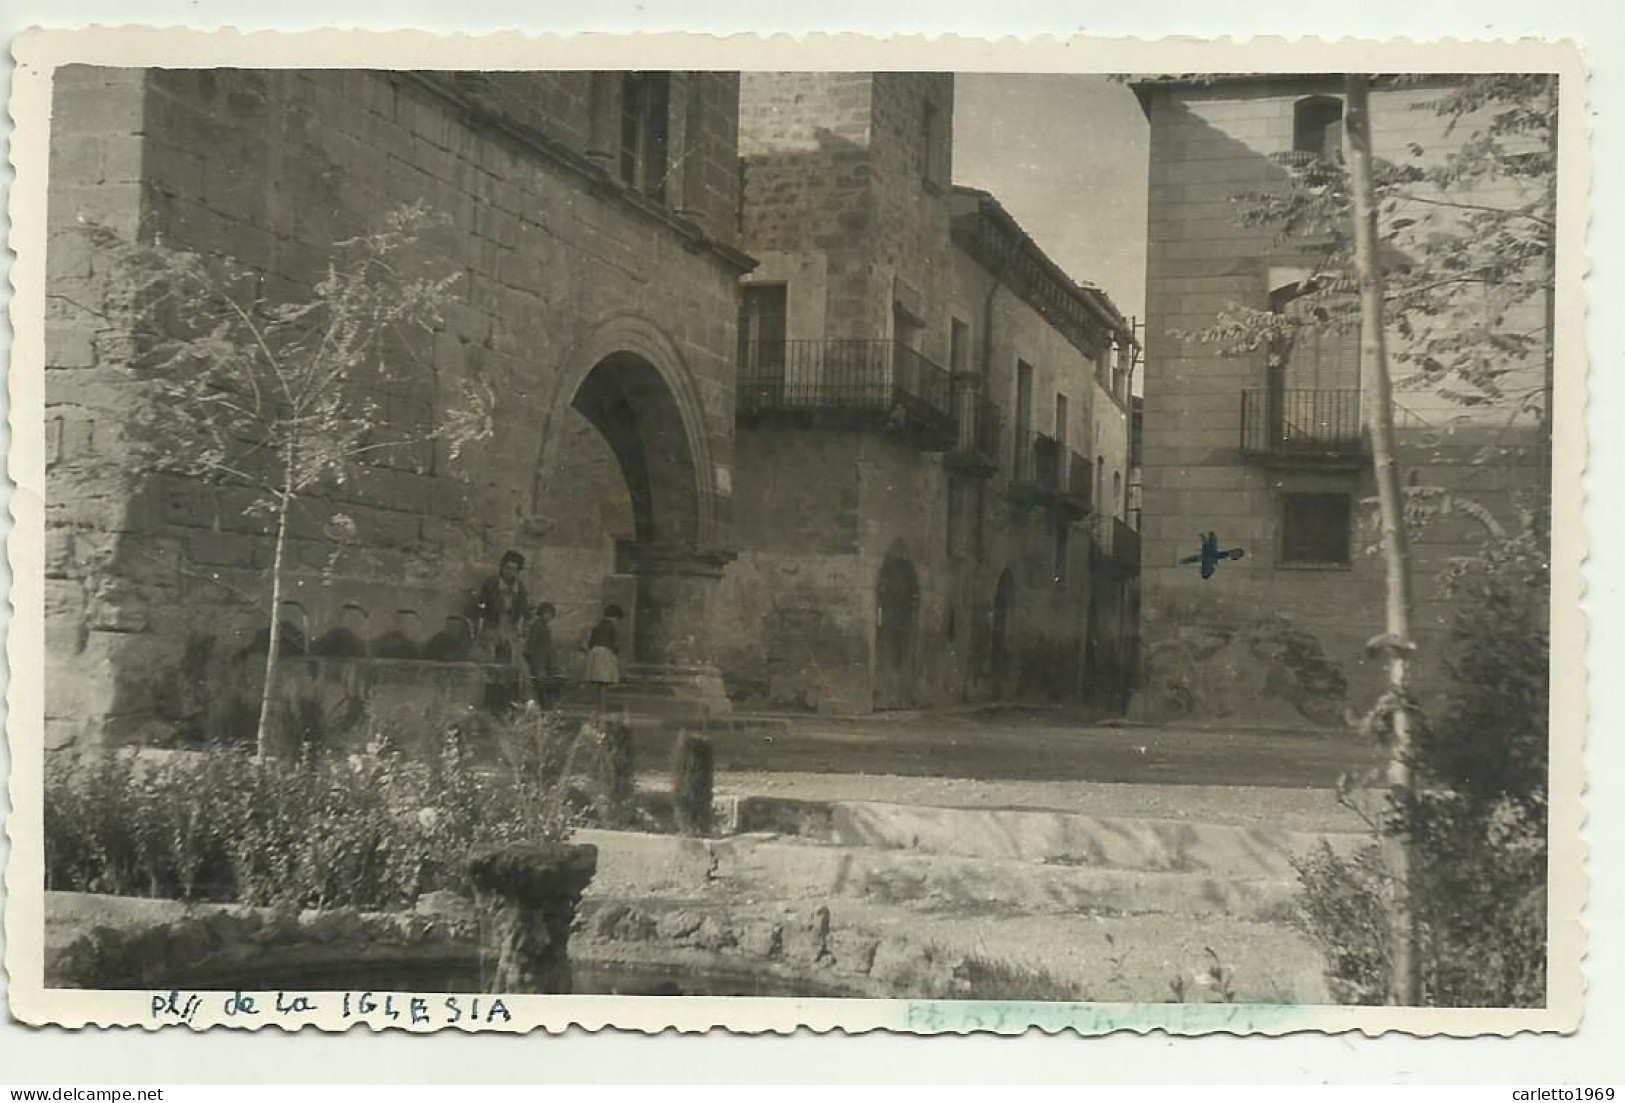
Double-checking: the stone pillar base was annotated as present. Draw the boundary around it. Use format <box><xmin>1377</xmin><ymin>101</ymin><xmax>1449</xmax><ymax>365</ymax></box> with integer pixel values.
<box><xmin>469</xmin><ymin>842</ymin><xmax>599</xmax><ymax>995</ymax></box>
<box><xmin>608</xmin><ymin>662</ymin><xmax>734</xmax><ymax>720</ymax></box>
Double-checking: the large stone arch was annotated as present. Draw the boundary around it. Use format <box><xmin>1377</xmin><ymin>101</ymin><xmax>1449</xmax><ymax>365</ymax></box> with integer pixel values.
<box><xmin>874</xmin><ymin>539</ymin><xmax>921</xmax><ymax>710</ymax></box>
<box><xmin>531</xmin><ymin>314</ymin><xmax>734</xmax><ymax>716</ymax></box>
<box><xmin>533</xmin><ymin>314</ymin><xmax>722</xmax><ymax>551</ymax></box>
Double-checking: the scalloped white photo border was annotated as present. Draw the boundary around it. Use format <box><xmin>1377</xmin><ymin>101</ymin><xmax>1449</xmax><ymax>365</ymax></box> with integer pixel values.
<box><xmin>3</xmin><ymin>26</ymin><xmax>1590</xmax><ymax>1037</ymax></box>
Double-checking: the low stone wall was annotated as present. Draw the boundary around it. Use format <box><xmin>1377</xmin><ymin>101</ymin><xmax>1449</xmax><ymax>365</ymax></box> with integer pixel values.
<box><xmin>271</xmin><ymin>656</ymin><xmax>510</xmax><ymax>754</ymax></box>
<box><xmin>43</xmin><ymin>888</ymin><xmax>956</xmax><ymax>1000</ymax></box>
<box><xmin>45</xmin><ymin>892</ymin><xmax>482</xmax><ymax>992</ymax></box>
<box><xmin>575</xmin><ymin>899</ymin><xmax>974</xmax><ymax>999</ymax></box>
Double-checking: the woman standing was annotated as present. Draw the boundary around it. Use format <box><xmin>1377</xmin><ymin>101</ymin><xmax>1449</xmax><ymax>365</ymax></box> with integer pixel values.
<box><xmin>474</xmin><ymin>550</ymin><xmax>529</xmax><ymax>714</ymax></box>
<box><xmin>474</xmin><ymin>550</ymin><xmax>530</xmax><ymax>666</ymax></box>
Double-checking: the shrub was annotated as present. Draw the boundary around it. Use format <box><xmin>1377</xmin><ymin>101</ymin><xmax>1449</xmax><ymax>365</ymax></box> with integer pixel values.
<box><xmin>45</xmin><ymin>729</ymin><xmax>574</xmax><ymax>912</ymax></box>
<box><xmin>672</xmin><ymin>732</ymin><xmax>715</xmax><ymax>837</ymax></box>
<box><xmin>1291</xmin><ymin>798</ymin><xmax>1547</xmax><ymax>1007</ymax></box>
<box><xmin>1292</xmin><ymin>505</ymin><xmax>1549</xmax><ymax>1007</ymax></box>
<box><xmin>44</xmin><ymin>750</ymin><xmax>146</xmax><ymax>897</ymax></box>
<box><xmin>1290</xmin><ymin>843</ymin><xmax>1392</xmax><ymax>1005</ymax></box>
<box><xmin>591</xmin><ymin>720</ymin><xmax>638</xmax><ymax>827</ymax></box>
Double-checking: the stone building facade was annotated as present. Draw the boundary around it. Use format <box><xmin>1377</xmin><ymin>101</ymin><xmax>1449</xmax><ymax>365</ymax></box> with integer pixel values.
<box><xmin>1130</xmin><ymin>76</ymin><xmax>1550</xmax><ymax>727</ymax></box>
<box><xmin>713</xmin><ymin>72</ymin><xmax>1139</xmax><ymax>714</ymax></box>
<box><xmin>45</xmin><ymin>66</ymin><xmax>752</xmax><ymax>748</ymax></box>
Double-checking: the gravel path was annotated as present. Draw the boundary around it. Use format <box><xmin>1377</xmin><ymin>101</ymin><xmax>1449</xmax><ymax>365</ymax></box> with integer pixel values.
<box><xmin>632</xmin><ymin>710</ymin><xmax>1381</xmax><ymax>790</ymax></box>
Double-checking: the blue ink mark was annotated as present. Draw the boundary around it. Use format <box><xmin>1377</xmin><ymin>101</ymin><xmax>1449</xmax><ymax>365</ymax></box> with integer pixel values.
<box><xmin>1179</xmin><ymin>531</ymin><xmax>1246</xmax><ymax>579</ymax></box>
<box><xmin>149</xmin><ymin>990</ymin><xmax>203</xmax><ymax>1025</ymax></box>
<box><xmin>906</xmin><ymin>1001</ymin><xmax>1308</xmax><ymax>1034</ymax></box>
<box><xmin>276</xmin><ymin>991</ymin><xmax>318</xmax><ymax>1014</ymax></box>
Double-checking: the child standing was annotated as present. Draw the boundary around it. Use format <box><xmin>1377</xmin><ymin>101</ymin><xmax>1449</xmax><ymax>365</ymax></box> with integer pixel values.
<box><xmin>524</xmin><ymin>602</ymin><xmax>559</xmax><ymax>708</ymax></box>
<box><xmin>582</xmin><ymin>603</ymin><xmax>625</xmax><ymax>721</ymax></box>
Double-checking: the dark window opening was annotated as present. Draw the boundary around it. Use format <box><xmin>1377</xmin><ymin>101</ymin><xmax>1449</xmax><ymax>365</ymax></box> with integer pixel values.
<box><xmin>1293</xmin><ymin>95</ymin><xmax>1345</xmax><ymax>160</ymax></box>
<box><xmin>1281</xmin><ymin>492</ymin><xmax>1353</xmax><ymax>565</ymax></box>
<box><xmin>950</xmin><ymin>317</ymin><xmax>970</xmax><ymax>375</ymax></box>
<box><xmin>972</xmin><ymin>481</ymin><xmax>986</xmax><ymax>559</ymax></box>
<box><xmin>893</xmin><ymin>301</ymin><xmax>924</xmax><ymax>351</ymax></box>
<box><xmin>1014</xmin><ymin>358</ymin><xmax>1034</xmax><ymax>436</ymax></box>
<box><xmin>918</xmin><ymin>100</ymin><xmax>941</xmax><ymax>187</ymax></box>
<box><xmin>620</xmin><ymin>72</ymin><xmax>671</xmax><ymax>199</ymax></box>
<box><xmin>739</xmin><ymin>284</ymin><xmax>788</xmax><ymax>400</ymax></box>
<box><xmin>1053</xmin><ymin>523</ymin><xmax>1070</xmax><ymax>586</ymax></box>
<box><xmin>1269</xmin><ymin>281</ymin><xmax>1361</xmax><ymax>392</ymax></box>
<box><xmin>739</xmin><ymin>284</ymin><xmax>787</xmax><ymax>365</ymax></box>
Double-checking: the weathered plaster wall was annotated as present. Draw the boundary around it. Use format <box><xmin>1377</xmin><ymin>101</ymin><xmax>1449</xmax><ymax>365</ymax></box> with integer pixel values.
<box><xmin>1136</xmin><ymin>78</ymin><xmax>1550</xmax><ymax>727</ymax></box>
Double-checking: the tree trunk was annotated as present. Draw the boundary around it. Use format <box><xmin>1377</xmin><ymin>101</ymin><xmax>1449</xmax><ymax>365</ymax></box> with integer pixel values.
<box><xmin>1344</xmin><ymin>74</ymin><xmax>1421</xmax><ymax>1006</ymax></box>
<box><xmin>254</xmin><ymin>477</ymin><xmax>294</xmax><ymax>762</ymax></box>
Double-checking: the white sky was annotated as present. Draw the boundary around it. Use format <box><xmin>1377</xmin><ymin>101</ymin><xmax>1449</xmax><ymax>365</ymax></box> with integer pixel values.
<box><xmin>952</xmin><ymin>73</ymin><xmax>1151</xmax><ymax>327</ymax></box>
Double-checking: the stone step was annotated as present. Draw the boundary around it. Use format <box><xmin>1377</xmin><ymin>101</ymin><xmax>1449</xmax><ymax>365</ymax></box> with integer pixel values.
<box><xmin>710</xmin><ymin>834</ymin><xmax>1298</xmax><ymax>921</ymax></box>
<box><xmin>719</xmin><ymin>796</ymin><xmax>1366</xmax><ymax>879</ymax></box>
<box><xmin>573</xmin><ymin>896</ymin><xmax>1331</xmax><ymax>1004</ymax></box>
<box><xmin>820</xmin><ymin>899</ymin><xmax>1332</xmax><ymax>1004</ymax></box>
<box><xmin>554</xmin><ymin>708</ymin><xmax>791</xmax><ymax>737</ymax></box>
<box><xmin>577</xmin><ymin>828</ymin><xmax>1302</xmax><ymax>922</ymax></box>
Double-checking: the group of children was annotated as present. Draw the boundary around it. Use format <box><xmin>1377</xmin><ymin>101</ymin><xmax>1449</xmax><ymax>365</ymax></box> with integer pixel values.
<box><xmin>473</xmin><ymin>550</ymin><xmax>627</xmax><ymax>715</ymax></box>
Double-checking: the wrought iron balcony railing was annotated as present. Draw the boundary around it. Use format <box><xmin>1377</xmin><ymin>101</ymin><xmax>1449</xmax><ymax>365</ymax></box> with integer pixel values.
<box><xmin>1010</xmin><ymin>430</ymin><xmax>1063</xmax><ymax>504</ymax></box>
<box><xmin>945</xmin><ymin>377</ymin><xmax>1005</xmax><ymax>476</ymax></box>
<box><xmin>1091</xmin><ymin>513</ymin><xmax>1141</xmax><ymax>572</ymax></box>
<box><xmin>1240</xmin><ymin>387</ymin><xmax>1366</xmax><ymax>465</ymax></box>
<box><xmin>1054</xmin><ymin>449</ymin><xmax>1092</xmax><ymax>520</ymax></box>
<box><xmin>738</xmin><ymin>339</ymin><xmax>957</xmax><ymax>449</ymax></box>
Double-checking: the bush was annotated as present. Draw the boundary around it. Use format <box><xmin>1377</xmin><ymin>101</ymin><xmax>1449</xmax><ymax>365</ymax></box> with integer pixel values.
<box><xmin>672</xmin><ymin>732</ymin><xmax>715</xmax><ymax>838</ymax></box>
<box><xmin>1291</xmin><ymin>842</ymin><xmax>1393</xmax><ymax>1005</ymax></box>
<box><xmin>45</xmin><ymin>728</ymin><xmax>575</xmax><ymax>912</ymax></box>
<box><xmin>1292</xmin><ymin>506</ymin><xmax>1550</xmax><ymax>1007</ymax></box>
<box><xmin>1292</xmin><ymin>797</ymin><xmax>1546</xmax><ymax>1007</ymax></box>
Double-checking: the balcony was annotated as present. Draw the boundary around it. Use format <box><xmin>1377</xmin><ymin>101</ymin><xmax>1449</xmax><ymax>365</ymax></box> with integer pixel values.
<box><xmin>1091</xmin><ymin>513</ymin><xmax>1141</xmax><ymax>573</ymax></box>
<box><xmin>1010</xmin><ymin>430</ymin><xmax>1063</xmax><ymax>506</ymax></box>
<box><xmin>1053</xmin><ymin>449</ymin><xmax>1093</xmax><ymax>521</ymax></box>
<box><xmin>1240</xmin><ymin>388</ymin><xmax>1366</xmax><ymax>467</ymax></box>
<box><xmin>738</xmin><ymin>339</ymin><xmax>956</xmax><ymax>450</ymax></box>
<box><xmin>944</xmin><ymin>378</ymin><xmax>1005</xmax><ymax>477</ymax></box>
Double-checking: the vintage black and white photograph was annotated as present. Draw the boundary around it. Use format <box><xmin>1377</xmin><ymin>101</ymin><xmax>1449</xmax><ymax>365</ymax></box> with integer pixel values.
<box><xmin>5</xmin><ymin>30</ymin><xmax>1586</xmax><ymax>1034</ymax></box>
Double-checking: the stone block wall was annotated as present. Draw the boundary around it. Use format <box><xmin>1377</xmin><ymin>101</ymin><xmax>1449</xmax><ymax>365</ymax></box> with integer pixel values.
<box><xmin>740</xmin><ymin>72</ymin><xmax>958</xmax><ymax>350</ymax></box>
<box><xmin>45</xmin><ymin>65</ymin><xmax>163</xmax><ymax>751</ymax></box>
<box><xmin>715</xmin><ymin>424</ymin><xmax>1099</xmax><ymax>713</ymax></box>
<box><xmin>1135</xmin><ymin>77</ymin><xmax>1551</xmax><ymax>727</ymax></box>
<box><xmin>724</xmin><ymin>72</ymin><xmax>1135</xmax><ymax>713</ymax></box>
<box><xmin>713</xmin><ymin>430</ymin><xmax>872</xmax><ymax>712</ymax></box>
<box><xmin>44</xmin><ymin>67</ymin><xmax>748</xmax><ymax>749</ymax></box>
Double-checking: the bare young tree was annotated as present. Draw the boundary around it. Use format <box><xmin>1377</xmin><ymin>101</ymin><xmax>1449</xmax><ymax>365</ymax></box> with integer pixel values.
<box><xmin>64</xmin><ymin>204</ymin><xmax>494</xmax><ymax>759</ymax></box>
<box><xmin>1344</xmin><ymin>75</ymin><xmax>1420</xmax><ymax>1006</ymax></box>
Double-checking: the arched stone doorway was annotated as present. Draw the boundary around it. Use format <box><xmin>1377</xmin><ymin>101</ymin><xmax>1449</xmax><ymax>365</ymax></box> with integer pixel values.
<box><xmin>874</xmin><ymin>549</ymin><xmax>919</xmax><ymax>710</ymax></box>
<box><xmin>569</xmin><ymin>351</ymin><xmax>699</xmax><ymax>551</ymax></box>
<box><xmin>990</xmin><ymin>567</ymin><xmax>1015</xmax><ymax>696</ymax></box>
<box><xmin>533</xmin><ymin>318</ymin><xmax>733</xmax><ymax>717</ymax></box>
